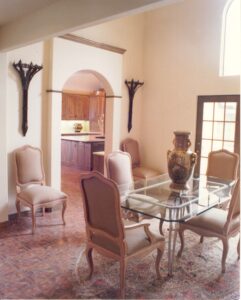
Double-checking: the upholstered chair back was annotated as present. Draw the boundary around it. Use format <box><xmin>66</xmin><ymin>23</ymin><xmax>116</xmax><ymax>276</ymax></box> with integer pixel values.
<box><xmin>14</xmin><ymin>145</ymin><xmax>45</xmax><ymax>188</ymax></box>
<box><xmin>206</xmin><ymin>149</ymin><xmax>239</xmax><ymax>181</ymax></box>
<box><xmin>122</xmin><ymin>138</ymin><xmax>141</xmax><ymax>168</ymax></box>
<box><xmin>225</xmin><ymin>180</ymin><xmax>240</xmax><ymax>233</ymax></box>
<box><xmin>81</xmin><ymin>172</ymin><xmax>125</xmax><ymax>253</ymax></box>
<box><xmin>106</xmin><ymin>151</ymin><xmax>133</xmax><ymax>186</ymax></box>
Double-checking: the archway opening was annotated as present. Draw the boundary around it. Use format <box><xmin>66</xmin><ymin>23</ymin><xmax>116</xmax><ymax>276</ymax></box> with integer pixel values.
<box><xmin>60</xmin><ymin>69</ymin><xmax>114</xmax><ymax>178</ymax></box>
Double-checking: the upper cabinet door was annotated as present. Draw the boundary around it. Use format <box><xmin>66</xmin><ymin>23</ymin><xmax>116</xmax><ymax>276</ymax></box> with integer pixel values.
<box><xmin>62</xmin><ymin>93</ymin><xmax>90</xmax><ymax>120</ymax></box>
<box><xmin>76</xmin><ymin>95</ymin><xmax>89</xmax><ymax>120</ymax></box>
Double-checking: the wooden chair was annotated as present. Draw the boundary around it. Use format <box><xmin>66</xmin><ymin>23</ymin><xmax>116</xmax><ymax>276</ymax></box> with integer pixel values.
<box><xmin>106</xmin><ymin>150</ymin><xmax>161</xmax><ymax>223</ymax></box>
<box><xmin>13</xmin><ymin>145</ymin><xmax>67</xmax><ymax>233</ymax></box>
<box><xmin>205</xmin><ymin>149</ymin><xmax>239</xmax><ymax>229</ymax></box>
<box><xmin>177</xmin><ymin>180</ymin><xmax>240</xmax><ymax>273</ymax></box>
<box><xmin>121</xmin><ymin>138</ymin><xmax>159</xmax><ymax>180</ymax></box>
<box><xmin>105</xmin><ymin>150</ymin><xmax>134</xmax><ymax>199</ymax></box>
<box><xmin>206</xmin><ymin>149</ymin><xmax>239</xmax><ymax>182</ymax></box>
<box><xmin>80</xmin><ymin>171</ymin><xmax>165</xmax><ymax>298</ymax></box>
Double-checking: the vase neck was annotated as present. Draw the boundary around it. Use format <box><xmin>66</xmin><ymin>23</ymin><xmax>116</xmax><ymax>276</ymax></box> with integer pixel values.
<box><xmin>173</xmin><ymin>133</ymin><xmax>191</xmax><ymax>150</ymax></box>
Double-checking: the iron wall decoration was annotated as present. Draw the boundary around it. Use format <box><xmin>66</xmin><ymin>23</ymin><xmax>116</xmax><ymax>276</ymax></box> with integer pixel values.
<box><xmin>13</xmin><ymin>60</ymin><xmax>43</xmax><ymax>136</ymax></box>
<box><xmin>125</xmin><ymin>79</ymin><xmax>144</xmax><ymax>132</ymax></box>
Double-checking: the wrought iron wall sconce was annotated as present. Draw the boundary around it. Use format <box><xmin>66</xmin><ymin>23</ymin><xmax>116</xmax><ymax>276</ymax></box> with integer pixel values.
<box><xmin>13</xmin><ymin>60</ymin><xmax>43</xmax><ymax>136</ymax></box>
<box><xmin>125</xmin><ymin>79</ymin><xmax>144</xmax><ymax>132</ymax></box>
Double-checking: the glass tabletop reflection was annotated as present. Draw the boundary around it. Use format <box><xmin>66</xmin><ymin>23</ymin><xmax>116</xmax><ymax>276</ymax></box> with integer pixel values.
<box><xmin>119</xmin><ymin>174</ymin><xmax>231</xmax><ymax>222</ymax></box>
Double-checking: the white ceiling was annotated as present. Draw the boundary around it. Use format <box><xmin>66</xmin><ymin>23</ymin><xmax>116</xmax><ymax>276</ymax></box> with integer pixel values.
<box><xmin>0</xmin><ymin>0</ymin><xmax>180</xmax><ymax>51</ymax></box>
<box><xmin>0</xmin><ymin>0</ymin><xmax>58</xmax><ymax>27</ymax></box>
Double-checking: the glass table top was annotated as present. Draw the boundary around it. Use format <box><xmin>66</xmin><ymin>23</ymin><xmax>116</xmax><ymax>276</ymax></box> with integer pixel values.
<box><xmin>119</xmin><ymin>174</ymin><xmax>232</xmax><ymax>222</ymax></box>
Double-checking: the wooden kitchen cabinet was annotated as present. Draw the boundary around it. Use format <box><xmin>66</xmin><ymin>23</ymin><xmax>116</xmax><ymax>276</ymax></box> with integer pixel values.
<box><xmin>61</xmin><ymin>140</ymin><xmax>78</xmax><ymax>167</ymax></box>
<box><xmin>62</xmin><ymin>93</ymin><xmax>89</xmax><ymax>120</ymax></box>
<box><xmin>61</xmin><ymin>140</ymin><xmax>72</xmax><ymax>166</ymax></box>
<box><xmin>61</xmin><ymin>139</ymin><xmax>104</xmax><ymax>171</ymax></box>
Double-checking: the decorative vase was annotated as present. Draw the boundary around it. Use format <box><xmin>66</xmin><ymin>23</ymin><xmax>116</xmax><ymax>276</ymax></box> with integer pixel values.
<box><xmin>167</xmin><ymin>131</ymin><xmax>197</xmax><ymax>190</ymax></box>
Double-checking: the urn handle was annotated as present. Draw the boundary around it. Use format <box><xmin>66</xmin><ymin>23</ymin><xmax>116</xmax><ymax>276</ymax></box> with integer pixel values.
<box><xmin>190</xmin><ymin>152</ymin><xmax>197</xmax><ymax>166</ymax></box>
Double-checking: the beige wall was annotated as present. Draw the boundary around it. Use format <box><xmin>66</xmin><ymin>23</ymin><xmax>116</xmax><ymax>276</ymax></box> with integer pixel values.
<box><xmin>142</xmin><ymin>0</ymin><xmax>240</xmax><ymax>172</ymax></box>
<box><xmin>48</xmin><ymin>37</ymin><xmax>124</xmax><ymax>188</ymax></box>
<box><xmin>0</xmin><ymin>0</ymin><xmax>239</xmax><ymax>221</ymax></box>
<box><xmin>75</xmin><ymin>13</ymin><xmax>146</xmax><ymax>143</ymax></box>
<box><xmin>0</xmin><ymin>0</ymin><xmax>168</xmax><ymax>52</ymax></box>
<box><xmin>6</xmin><ymin>42</ymin><xmax>48</xmax><ymax>214</ymax></box>
<box><xmin>0</xmin><ymin>53</ymin><xmax>8</xmax><ymax>222</ymax></box>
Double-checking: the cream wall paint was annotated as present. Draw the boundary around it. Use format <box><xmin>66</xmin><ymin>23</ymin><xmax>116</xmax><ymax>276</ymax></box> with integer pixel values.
<box><xmin>0</xmin><ymin>53</ymin><xmax>8</xmax><ymax>222</ymax></box>
<box><xmin>6</xmin><ymin>42</ymin><xmax>47</xmax><ymax>214</ymax></box>
<box><xmin>49</xmin><ymin>38</ymin><xmax>123</xmax><ymax>188</ymax></box>
<box><xmin>0</xmin><ymin>0</ymin><xmax>239</xmax><ymax>222</ymax></box>
<box><xmin>75</xmin><ymin>13</ymin><xmax>145</xmax><ymax>144</ymax></box>
<box><xmin>142</xmin><ymin>0</ymin><xmax>240</xmax><ymax>173</ymax></box>
<box><xmin>0</xmin><ymin>0</ymin><xmax>168</xmax><ymax>52</ymax></box>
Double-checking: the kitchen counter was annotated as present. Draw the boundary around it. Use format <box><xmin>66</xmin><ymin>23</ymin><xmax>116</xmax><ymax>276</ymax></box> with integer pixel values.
<box><xmin>61</xmin><ymin>132</ymin><xmax>101</xmax><ymax>136</ymax></box>
<box><xmin>61</xmin><ymin>135</ymin><xmax>104</xmax><ymax>171</ymax></box>
<box><xmin>61</xmin><ymin>135</ymin><xmax>105</xmax><ymax>143</ymax></box>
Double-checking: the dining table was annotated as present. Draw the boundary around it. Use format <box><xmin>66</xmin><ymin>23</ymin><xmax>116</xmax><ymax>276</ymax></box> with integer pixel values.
<box><xmin>118</xmin><ymin>173</ymin><xmax>233</xmax><ymax>276</ymax></box>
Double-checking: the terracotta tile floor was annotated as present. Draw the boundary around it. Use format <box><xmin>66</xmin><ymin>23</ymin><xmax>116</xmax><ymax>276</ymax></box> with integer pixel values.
<box><xmin>0</xmin><ymin>166</ymin><xmax>87</xmax><ymax>299</ymax></box>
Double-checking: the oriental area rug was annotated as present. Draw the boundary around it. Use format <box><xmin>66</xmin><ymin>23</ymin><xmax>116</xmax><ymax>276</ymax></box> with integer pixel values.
<box><xmin>73</xmin><ymin>229</ymin><xmax>240</xmax><ymax>299</ymax></box>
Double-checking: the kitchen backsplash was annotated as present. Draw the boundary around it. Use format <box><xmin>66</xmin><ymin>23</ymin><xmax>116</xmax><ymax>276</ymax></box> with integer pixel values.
<box><xmin>61</xmin><ymin>120</ymin><xmax>90</xmax><ymax>133</ymax></box>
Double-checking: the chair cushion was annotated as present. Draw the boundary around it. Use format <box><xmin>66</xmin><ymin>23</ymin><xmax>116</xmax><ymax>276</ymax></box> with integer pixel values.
<box><xmin>125</xmin><ymin>225</ymin><xmax>164</xmax><ymax>256</ymax></box>
<box><xmin>185</xmin><ymin>207</ymin><xmax>240</xmax><ymax>234</ymax></box>
<box><xmin>18</xmin><ymin>185</ymin><xmax>67</xmax><ymax>205</ymax></box>
<box><xmin>133</xmin><ymin>167</ymin><xmax>159</xmax><ymax>179</ymax></box>
<box><xmin>92</xmin><ymin>225</ymin><xmax>164</xmax><ymax>256</ymax></box>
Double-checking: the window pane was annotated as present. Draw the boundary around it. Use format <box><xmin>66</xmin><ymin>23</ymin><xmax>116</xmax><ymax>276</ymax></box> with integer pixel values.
<box><xmin>223</xmin><ymin>141</ymin><xmax>234</xmax><ymax>152</ymax></box>
<box><xmin>224</xmin><ymin>122</ymin><xmax>235</xmax><ymax>140</ymax></box>
<box><xmin>214</xmin><ymin>102</ymin><xmax>225</xmax><ymax>121</ymax></box>
<box><xmin>203</xmin><ymin>102</ymin><xmax>214</xmax><ymax>120</ymax></box>
<box><xmin>201</xmin><ymin>139</ymin><xmax>212</xmax><ymax>157</ymax></box>
<box><xmin>212</xmin><ymin>140</ymin><xmax>223</xmax><ymax>151</ymax></box>
<box><xmin>202</xmin><ymin>121</ymin><xmax>213</xmax><ymax>139</ymax></box>
<box><xmin>222</xmin><ymin>0</ymin><xmax>241</xmax><ymax>76</ymax></box>
<box><xmin>213</xmin><ymin>122</ymin><xmax>224</xmax><ymax>139</ymax></box>
<box><xmin>225</xmin><ymin>102</ymin><xmax>237</xmax><ymax>121</ymax></box>
<box><xmin>200</xmin><ymin>157</ymin><xmax>208</xmax><ymax>175</ymax></box>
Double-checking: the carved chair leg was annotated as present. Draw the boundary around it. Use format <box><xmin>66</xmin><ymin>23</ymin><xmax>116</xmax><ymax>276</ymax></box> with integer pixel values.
<box><xmin>155</xmin><ymin>247</ymin><xmax>164</xmax><ymax>279</ymax></box>
<box><xmin>62</xmin><ymin>200</ymin><xmax>67</xmax><ymax>225</ymax></box>
<box><xmin>32</xmin><ymin>207</ymin><xmax>36</xmax><ymax>234</ymax></box>
<box><xmin>120</xmin><ymin>259</ymin><xmax>126</xmax><ymax>299</ymax></box>
<box><xmin>159</xmin><ymin>220</ymin><xmax>164</xmax><ymax>235</ymax></box>
<box><xmin>237</xmin><ymin>237</ymin><xmax>240</xmax><ymax>259</ymax></box>
<box><xmin>221</xmin><ymin>238</ymin><xmax>229</xmax><ymax>273</ymax></box>
<box><xmin>200</xmin><ymin>236</ymin><xmax>204</xmax><ymax>243</ymax></box>
<box><xmin>85</xmin><ymin>246</ymin><xmax>94</xmax><ymax>280</ymax></box>
<box><xmin>177</xmin><ymin>228</ymin><xmax>184</xmax><ymax>258</ymax></box>
<box><xmin>16</xmin><ymin>200</ymin><xmax>21</xmax><ymax>219</ymax></box>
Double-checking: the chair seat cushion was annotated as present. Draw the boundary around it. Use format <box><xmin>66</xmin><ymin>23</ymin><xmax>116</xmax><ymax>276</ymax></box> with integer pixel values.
<box><xmin>18</xmin><ymin>185</ymin><xmax>67</xmax><ymax>205</ymax></box>
<box><xmin>125</xmin><ymin>225</ymin><xmax>164</xmax><ymax>256</ymax></box>
<box><xmin>133</xmin><ymin>167</ymin><xmax>159</xmax><ymax>179</ymax></box>
<box><xmin>185</xmin><ymin>207</ymin><xmax>240</xmax><ymax>234</ymax></box>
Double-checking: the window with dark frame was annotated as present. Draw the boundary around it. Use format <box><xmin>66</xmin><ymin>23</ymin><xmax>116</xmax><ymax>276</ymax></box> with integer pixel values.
<box><xmin>194</xmin><ymin>95</ymin><xmax>240</xmax><ymax>176</ymax></box>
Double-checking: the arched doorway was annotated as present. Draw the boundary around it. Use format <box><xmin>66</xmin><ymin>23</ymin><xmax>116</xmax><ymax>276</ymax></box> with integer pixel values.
<box><xmin>48</xmin><ymin>37</ymin><xmax>123</xmax><ymax>190</ymax></box>
<box><xmin>61</xmin><ymin>70</ymin><xmax>112</xmax><ymax>176</ymax></box>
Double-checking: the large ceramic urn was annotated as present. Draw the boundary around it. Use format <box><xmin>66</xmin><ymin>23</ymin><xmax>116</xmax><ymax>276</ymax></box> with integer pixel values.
<box><xmin>167</xmin><ymin>131</ymin><xmax>197</xmax><ymax>190</ymax></box>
